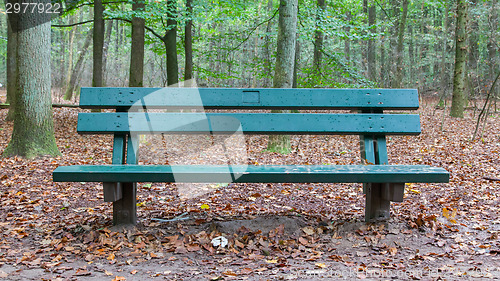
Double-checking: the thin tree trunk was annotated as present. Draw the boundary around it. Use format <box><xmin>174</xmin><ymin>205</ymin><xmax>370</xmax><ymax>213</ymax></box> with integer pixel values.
<box><xmin>102</xmin><ymin>20</ymin><xmax>113</xmax><ymax>86</ymax></box>
<box><xmin>440</xmin><ymin>3</ymin><xmax>451</xmax><ymax>100</ymax></box>
<box><xmin>251</xmin><ymin>0</ymin><xmax>264</xmax><ymax>88</ymax></box>
<box><xmin>487</xmin><ymin>0</ymin><xmax>498</xmax><ymax>97</ymax></box>
<box><xmin>380</xmin><ymin>26</ymin><xmax>386</xmax><ymax>87</ymax></box>
<box><xmin>129</xmin><ymin>0</ymin><xmax>145</xmax><ymax>87</ymax></box>
<box><xmin>93</xmin><ymin>0</ymin><xmax>104</xmax><ymax>88</ymax></box>
<box><xmin>313</xmin><ymin>0</ymin><xmax>325</xmax><ymax>73</ymax></box>
<box><xmin>293</xmin><ymin>38</ymin><xmax>300</xmax><ymax>88</ymax></box>
<box><xmin>3</xmin><ymin>0</ymin><xmax>60</xmax><ymax>158</ymax></box>
<box><xmin>6</xmin><ymin>15</ymin><xmax>17</xmax><ymax>121</ymax></box>
<box><xmin>344</xmin><ymin>11</ymin><xmax>351</xmax><ymax>63</ymax></box>
<box><xmin>392</xmin><ymin>0</ymin><xmax>408</xmax><ymax>88</ymax></box>
<box><xmin>450</xmin><ymin>0</ymin><xmax>468</xmax><ymax>117</ymax></box>
<box><xmin>63</xmin><ymin>16</ymin><xmax>76</xmax><ymax>98</ymax></box>
<box><xmin>367</xmin><ymin>1</ymin><xmax>376</xmax><ymax>82</ymax></box>
<box><xmin>184</xmin><ymin>0</ymin><xmax>193</xmax><ymax>84</ymax></box>
<box><xmin>166</xmin><ymin>0</ymin><xmax>179</xmax><ymax>86</ymax></box>
<box><xmin>263</xmin><ymin>0</ymin><xmax>274</xmax><ymax>87</ymax></box>
<box><xmin>65</xmin><ymin>30</ymin><xmax>93</xmax><ymax>100</ymax></box>
<box><xmin>267</xmin><ymin>0</ymin><xmax>298</xmax><ymax>154</ymax></box>
<box><xmin>58</xmin><ymin>24</ymin><xmax>66</xmax><ymax>98</ymax></box>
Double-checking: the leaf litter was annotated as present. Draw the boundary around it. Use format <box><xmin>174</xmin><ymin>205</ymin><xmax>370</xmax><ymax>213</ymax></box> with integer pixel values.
<box><xmin>0</xmin><ymin>103</ymin><xmax>499</xmax><ymax>280</ymax></box>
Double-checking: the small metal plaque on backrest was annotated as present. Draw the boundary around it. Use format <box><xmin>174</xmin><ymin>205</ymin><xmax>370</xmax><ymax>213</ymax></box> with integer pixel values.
<box><xmin>242</xmin><ymin>91</ymin><xmax>260</xmax><ymax>104</ymax></box>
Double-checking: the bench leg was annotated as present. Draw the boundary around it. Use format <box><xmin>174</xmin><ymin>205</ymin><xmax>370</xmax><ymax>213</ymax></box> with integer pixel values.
<box><xmin>365</xmin><ymin>183</ymin><xmax>391</xmax><ymax>222</ymax></box>
<box><xmin>112</xmin><ymin>182</ymin><xmax>137</xmax><ymax>225</ymax></box>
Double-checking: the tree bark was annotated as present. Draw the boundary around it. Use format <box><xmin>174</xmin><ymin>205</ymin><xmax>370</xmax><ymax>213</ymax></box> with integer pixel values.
<box><xmin>440</xmin><ymin>2</ymin><xmax>451</xmax><ymax>100</ymax></box>
<box><xmin>367</xmin><ymin>1</ymin><xmax>376</xmax><ymax>82</ymax></box>
<box><xmin>450</xmin><ymin>0</ymin><xmax>468</xmax><ymax>118</ymax></box>
<box><xmin>102</xmin><ymin>20</ymin><xmax>113</xmax><ymax>86</ymax></box>
<box><xmin>3</xmin><ymin>0</ymin><xmax>60</xmax><ymax>158</ymax></box>
<box><xmin>92</xmin><ymin>0</ymin><xmax>105</xmax><ymax>88</ymax></box>
<box><xmin>184</xmin><ymin>0</ymin><xmax>193</xmax><ymax>84</ymax></box>
<box><xmin>6</xmin><ymin>15</ymin><xmax>17</xmax><ymax>121</ymax></box>
<box><xmin>64</xmin><ymin>30</ymin><xmax>93</xmax><ymax>100</ymax></box>
<box><xmin>263</xmin><ymin>0</ymin><xmax>274</xmax><ymax>87</ymax></box>
<box><xmin>267</xmin><ymin>0</ymin><xmax>298</xmax><ymax>154</ymax></box>
<box><xmin>487</xmin><ymin>0</ymin><xmax>498</xmax><ymax>96</ymax></box>
<box><xmin>129</xmin><ymin>0</ymin><xmax>145</xmax><ymax>87</ymax></box>
<box><xmin>166</xmin><ymin>0</ymin><xmax>179</xmax><ymax>86</ymax></box>
<box><xmin>344</xmin><ymin>11</ymin><xmax>351</xmax><ymax>63</ymax></box>
<box><xmin>292</xmin><ymin>38</ymin><xmax>300</xmax><ymax>88</ymax></box>
<box><xmin>63</xmin><ymin>16</ymin><xmax>76</xmax><ymax>98</ymax></box>
<box><xmin>392</xmin><ymin>0</ymin><xmax>408</xmax><ymax>88</ymax></box>
<box><xmin>313</xmin><ymin>0</ymin><xmax>325</xmax><ymax>73</ymax></box>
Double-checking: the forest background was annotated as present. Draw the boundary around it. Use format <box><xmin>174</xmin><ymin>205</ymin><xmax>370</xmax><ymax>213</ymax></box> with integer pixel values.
<box><xmin>0</xmin><ymin>0</ymin><xmax>498</xmax><ymax>110</ymax></box>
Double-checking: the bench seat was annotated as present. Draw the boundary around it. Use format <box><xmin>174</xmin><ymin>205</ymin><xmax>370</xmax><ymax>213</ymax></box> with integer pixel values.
<box><xmin>53</xmin><ymin>164</ymin><xmax>449</xmax><ymax>183</ymax></box>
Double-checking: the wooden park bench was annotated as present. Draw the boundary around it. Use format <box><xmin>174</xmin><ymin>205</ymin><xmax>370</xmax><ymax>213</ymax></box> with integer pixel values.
<box><xmin>53</xmin><ymin>88</ymin><xmax>449</xmax><ymax>225</ymax></box>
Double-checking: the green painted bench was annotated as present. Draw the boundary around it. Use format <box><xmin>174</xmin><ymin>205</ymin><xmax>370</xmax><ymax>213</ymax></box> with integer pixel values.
<box><xmin>53</xmin><ymin>88</ymin><xmax>449</xmax><ymax>225</ymax></box>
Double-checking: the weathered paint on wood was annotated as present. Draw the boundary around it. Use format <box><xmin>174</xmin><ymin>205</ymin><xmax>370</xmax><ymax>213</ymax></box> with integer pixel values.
<box><xmin>79</xmin><ymin>88</ymin><xmax>419</xmax><ymax>110</ymax></box>
<box><xmin>77</xmin><ymin>113</ymin><xmax>421</xmax><ymax>135</ymax></box>
<box><xmin>53</xmin><ymin>164</ymin><xmax>450</xmax><ymax>183</ymax></box>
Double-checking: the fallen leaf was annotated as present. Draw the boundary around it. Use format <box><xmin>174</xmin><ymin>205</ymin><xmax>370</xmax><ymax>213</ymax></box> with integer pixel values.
<box><xmin>73</xmin><ymin>268</ymin><xmax>91</xmax><ymax>276</ymax></box>
<box><xmin>315</xmin><ymin>262</ymin><xmax>327</xmax><ymax>268</ymax></box>
<box><xmin>302</xmin><ymin>226</ymin><xmax>315</xmax><ymax>236</ymax></box>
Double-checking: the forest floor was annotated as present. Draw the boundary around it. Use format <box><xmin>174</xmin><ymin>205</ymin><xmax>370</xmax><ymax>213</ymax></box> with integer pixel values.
<box><xmin>0</xmin><ymin>99</ymin><xmax>500</xmax><ymax>280</ymax></box>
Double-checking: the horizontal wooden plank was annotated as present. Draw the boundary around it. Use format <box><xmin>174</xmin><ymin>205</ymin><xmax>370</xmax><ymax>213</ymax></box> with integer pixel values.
<box><xmin>77</xmin><ymin>113</ymin><xmax>421</xmax><ymax>135</ymax></box>
<box><xmin>53</xmin><ymin>165</ymin><xmax>449</xmax><ymax>183</ymax></box>
<box><xmin>79</xmin><ymin>88</ymin><xmax>419</xmax><ymax>110</ymax></box>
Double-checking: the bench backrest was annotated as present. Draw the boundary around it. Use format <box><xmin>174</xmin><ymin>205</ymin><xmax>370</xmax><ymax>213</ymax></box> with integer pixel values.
<box><xmin>77</xmin><ymin>88</ymin><xmax>421</xmax><ymax>165</ymax></box>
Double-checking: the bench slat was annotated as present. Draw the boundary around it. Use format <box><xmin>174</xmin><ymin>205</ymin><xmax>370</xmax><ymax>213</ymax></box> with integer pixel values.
<box><xmin>77</xmin><ymin>113</ymin><xmax>421</xmax><ymax>135</ymax></box>
<box><xmin>53</xmin><ymin>165</ymin><xmax>449</xmax><ymax>183</ymax></box>
<box><xmin>79</xmin><ymin>88</ymin><xmax>419</xmax><ymax>110</ymax></box>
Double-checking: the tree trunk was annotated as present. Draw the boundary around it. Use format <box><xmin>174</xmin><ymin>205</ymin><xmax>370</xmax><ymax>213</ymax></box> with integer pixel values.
<box><xmin>267</xmin><ymin>0</ymin><xmax>297</xmax><ymax>154</ymax></box>
<box><xmin>488</xmin><ymin>0</ymin><xmax>498</xmax><ymax>96</ymax></box>
<box><xmin>3</xmin><ymin>0</ymin><xmax>60</xmax><ymax>158</ymax></box>
<box><xmin>6</xmin><ymin>15</ymin><xmax>17</xmax><ymax>121</ymax></box>
<box><xmin>166</xmin><ymin>0</ymin><xmax>179</xmax><ymax>86</ymax></box>
<box><xmin>92</xmin><ymin>0</ymin><xmax>104</xmax><ymax>88</ymax></box>
<box><xmin>63</xmin><ymin>16</ymin><xmax>76</xmax><ymax>98</ymax></box>
<box><xmin>379</xmin><ymin>26</ymin><xmax>386</xmax><ymax>86</ymax></box>
<box><xmin>251</xmin><ymin>0</ymin><xmax>264</xmax><ymax>88</ymax></box>
<box><xmin>64</xmin><ymin>30</ymin><xmax>93</xmax><ymax>100</ymax></box>
<box><xmin>263</xmin><ymin>0</ymin><xmax>274</xmax><ymax>87</ymax></box>
<box><xmin>129</xmin><ymin>0</ymin><xmax>145</xmax><ymax>87</ymax></box>
<box><xmin>408</xmin><ymin>23</ymin><xmax>414</xmax><ymax>83</ymax></box>
<box><xmin>344</xmin><ymin>11</ymin><xmax>351</xmax><ymax>63</ymax></box>
<box><xmin>293</xmin><ymin>38</ymin><xmax>300</xmax><ymax>88</ymax></box>
<box><xmin>184</xmin><ymin>0</ymin><xmax>193</xmax><ymax>84</ymax></box>
<box><xmin>440</xmin><ymin>2</ymin><xmax>451</xmax><ymax>99</ymax></box>
<box><xmin>450</xmin><ymin>0</ymin><xmax>468</xmax><ymax>118</ymax></box>
<box><xmin>313</xmin><ymin>0</ymin><xmax>325</xmax><ymax>73</ymax></box>
<box><xmin>102</xmin><ymin>20</ymin><xmax>113</xmax><ymax>86</ymax></box>
<box><xmin>58</xmin><ymin>24</ymin><xmax>66</xmax><ymax>98</ymax></box>
<box><xmin>367</xmin><ymin>1</ymin><xmax>376</xmax><ymax>82</ymax></box>
<box><xmin>392</xmin><ymin>0</ymin><xmax>408</xmax><ymax>88</ymax></box>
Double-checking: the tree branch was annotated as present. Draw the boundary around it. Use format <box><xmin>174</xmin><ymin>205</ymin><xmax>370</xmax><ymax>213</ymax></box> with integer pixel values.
<box><xmin>51</xmin><ymin>20</ymin><xmax>94</xmax><ymax>27</ymax></box>
<box><xmin>472</xmin><ymin>69</ymin><xmax>500</xmax><ymax>140</ymax></box>
<box><xmin>230</xmin><ymin>8</ymin><xmax>279</xmax><ymax>52</ymax></box>
<box><xmin>110</xmin><ymin>17</ymin><xmax>165</xmax><ymax>41</ymax></box>
<box><xmin>63</xmin><ymin>1</ymin><xmax>129</xmax><ymax>14</ymax></box>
